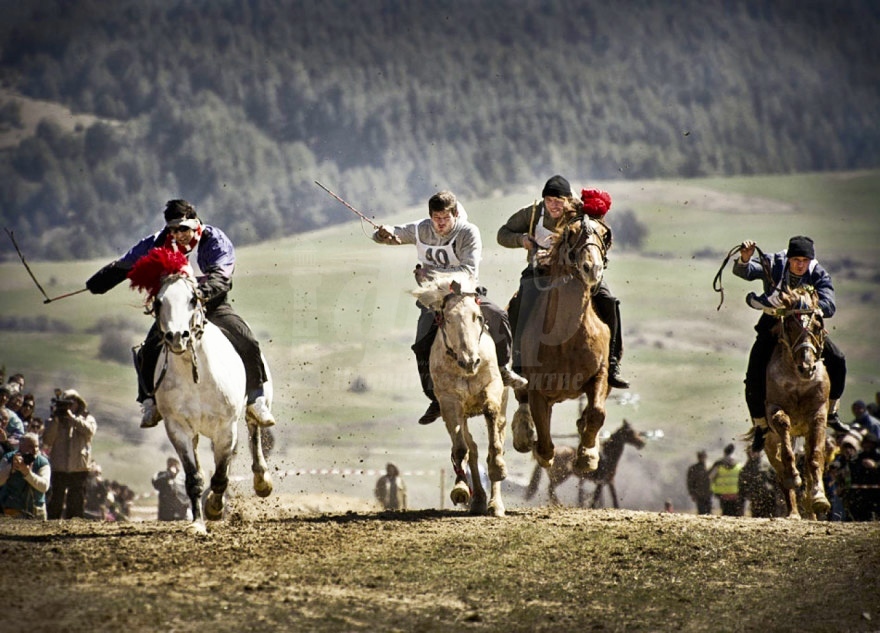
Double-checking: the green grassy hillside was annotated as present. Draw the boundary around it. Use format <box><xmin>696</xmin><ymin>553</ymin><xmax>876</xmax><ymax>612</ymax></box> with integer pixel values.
<box><xmin>2</xmin><ymin>170</ymin><xmax>878</xmax><ymax>511</ymax></box>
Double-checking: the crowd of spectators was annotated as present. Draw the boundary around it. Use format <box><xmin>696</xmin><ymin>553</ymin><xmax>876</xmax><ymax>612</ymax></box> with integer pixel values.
<box><xmin>0</xmin><ymin>370</ymin><xmax>136</xmax><ymax>521</ymax></box>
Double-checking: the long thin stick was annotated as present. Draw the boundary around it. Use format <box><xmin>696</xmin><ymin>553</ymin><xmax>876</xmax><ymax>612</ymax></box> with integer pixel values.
<box><xmin>4</xmin><ymin>227</ymin><xmax>87</xmax><ymax>304</ymax></box>
<box><xmin>314</xmin><ymin>180</ymin><xmax>382</xmax><ymax>229</ymax></box>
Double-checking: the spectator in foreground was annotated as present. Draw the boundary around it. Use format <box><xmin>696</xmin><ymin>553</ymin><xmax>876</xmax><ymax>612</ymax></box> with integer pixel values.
<box><xmin>0</xmin><ymin>432</ymin><xmax>51</xmax><ymax>519</ymax></box>
<box><xmin>43</xmin><ymin>389</ymin><xmax>97</xmax><ymax>519</ymax></box>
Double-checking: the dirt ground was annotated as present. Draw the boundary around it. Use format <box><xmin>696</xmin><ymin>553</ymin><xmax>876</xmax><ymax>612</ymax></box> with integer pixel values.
<box><xmin>2</xmin><ymin>494</ymin><xmax>878</xmax><ymax>633</ymax></box>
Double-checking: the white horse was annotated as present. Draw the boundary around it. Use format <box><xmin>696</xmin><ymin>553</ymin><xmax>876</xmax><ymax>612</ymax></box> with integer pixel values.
<box><xmin>137</xmin><ymin>253</ymin><xmax>272</xmax><ymax>533</ymax></box>
<box><xmin>413</xmin><ymin>272</ymin><xmax>508</xmax><ymax>516</ymax></box>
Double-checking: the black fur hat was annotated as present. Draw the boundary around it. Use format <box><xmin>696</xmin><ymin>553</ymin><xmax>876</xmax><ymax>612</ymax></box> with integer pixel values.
<box><xmin>787</xmin><ymin>235</ymin><xmax>815</xmax><ymax>260</ymax></box>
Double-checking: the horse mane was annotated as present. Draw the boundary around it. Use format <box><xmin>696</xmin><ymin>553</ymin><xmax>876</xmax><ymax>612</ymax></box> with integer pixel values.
<box><xmin>412</xmin><ymin>271</ymin><xmax>477</xmax><ymax>312</ymax></box>
<box><xmin>128</xmin><ymin>248</ymin><xmax>191</xmax><ymax>298</ymax></box>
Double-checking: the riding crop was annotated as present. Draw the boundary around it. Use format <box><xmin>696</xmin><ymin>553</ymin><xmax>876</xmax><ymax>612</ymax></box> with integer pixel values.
<box><xmin>4</xmin><ymin>227</ymin><xmax>87</xmax><ymax>304</ymax></box>
<box><xmin>314</xmin><ymin>181</ymin><xmax>401</xmax><ymax>243</ymax></box>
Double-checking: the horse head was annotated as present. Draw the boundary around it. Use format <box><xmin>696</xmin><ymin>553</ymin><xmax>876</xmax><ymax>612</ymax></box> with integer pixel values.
<box><xmin>129</xmin><ymin>248</ymin><xmax>204</xmax><ymax>356</ymax></box>
<box><xmin>618</xmin><ymin>419</ymin><xmax>647</xmax><ymax>450</ymax></box>
<box><xmin>414</xmin><ymin>273</ymin><xmax>485</xmax><ymax>374</ymax></box>
<box><xmin>156</xmin><ymin>274</ymin><xmax>205</xmax><ymax>354</ymax></box>
<box><xmin>548</xmin><ymin>216</ymin><xmax>607</xmax><ymax>290</ymax></box>
<box><xmin>775</xmin><ymin>286</ymin><xmax>825</xmax><ymax>380</ymax></box>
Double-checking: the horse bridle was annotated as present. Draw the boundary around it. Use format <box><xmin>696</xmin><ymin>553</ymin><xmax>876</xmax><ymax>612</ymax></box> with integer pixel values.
<box><xmin>436</xmin><ymin>290</ymin><xmax>485</xmax><ymax>363</ymax></box>
<box><xmin>777</xmin><ymin>306</ymin><xmax>826</xmax><ymax>364</ymax></box>
<box><xmin>154</xmin><ymin>275</ymin><xmax>207</xmax><ymax>387</ymax></box>
<box><xmin>535</xmin><ymin>217</ymin><xmax>607</xmax><ymax>291</ymax></box>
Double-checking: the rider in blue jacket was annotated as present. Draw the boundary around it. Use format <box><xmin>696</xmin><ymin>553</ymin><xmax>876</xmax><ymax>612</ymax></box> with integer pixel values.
<box><xmin>733</xmin><ymin>235</ymin><xmax>846</xmax><ymax>447</ymax></box>
<box><xmin>85</xmin><ymin>200</ymin><xmax>274</xmax><ymax>429</ymax></box>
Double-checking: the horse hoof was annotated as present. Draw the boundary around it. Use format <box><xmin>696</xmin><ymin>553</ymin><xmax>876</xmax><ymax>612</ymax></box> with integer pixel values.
<box><xmin>511</xmin><ymin>406</ymin><xmax>535</xmax><ymax>453</ymax></box>
<box><xmin>488</xmin><ymin>501</ymin><xmax>506</xmax><ymax>517</ymax></box>
<box><xmin>205</xmin><ymin>492</ymin><xmax>224</xmax><ymax>521</ymax></box>
<box><xmin>811</xmin><ymin>494</ymin><xmax>831</xmax><ymax>515</ymax></box>
<box><xmin>576</xmin><ymin>446</ymin><xmax>600</xmax><ymax>472</ymax></box>
<box><xmin>254</xmin><ymin>474</ymin><xmax>273</xmax><ymax>498</ymax></box>
<box><xmin>187</xmin><ymin>521</ymin><xmax>208</xmax><ymax>536</ymax></box>
<box><xmin>450</xmin><ymin>483</ymin><xmax>470</xmax><ymax>507</ymax></box>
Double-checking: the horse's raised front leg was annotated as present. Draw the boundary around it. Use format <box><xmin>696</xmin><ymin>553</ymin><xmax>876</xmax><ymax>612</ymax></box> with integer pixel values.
<box><xmin>205</xmin><ymin>423</ymin><xmax>237</xmax><ymax>521</ymax></box>
<box><xmin>247</xmin><ymin>421</ymin><xmax>273</xmax><ymax>498</ymax></box>
<box><xmin>575</xmin><ymin>390</ymin><xmax>606</xmax><ymax>472</ymax></box>
<box><xmin>529</xmin><ymin>392</ymin><xmax>554</xmax><ymax>468</ymax></box>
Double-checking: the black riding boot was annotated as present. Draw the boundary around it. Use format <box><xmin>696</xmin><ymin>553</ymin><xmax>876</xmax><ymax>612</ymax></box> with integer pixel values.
<box><xmin>594</xmin><ymin>290</ymin><xmax>630</xmax><ymax>389</ymax></box>
<box><xmin>412</xmin><ymin>320</ymin><xmax>440</xmax><ymax>425</ymax></box>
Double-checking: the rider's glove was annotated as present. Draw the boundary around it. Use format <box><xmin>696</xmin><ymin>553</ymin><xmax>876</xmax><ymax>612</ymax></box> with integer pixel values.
<box><xmin>746</xmin><ymin>291</ymin><xmax>784</xmax><ymax>316</ymax></box>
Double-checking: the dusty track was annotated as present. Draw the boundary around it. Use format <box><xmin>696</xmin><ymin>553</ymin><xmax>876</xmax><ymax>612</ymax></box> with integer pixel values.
<box><xmin>2</xmin><ymin>497</ymin><xmax>878</xmax><ymax>633</ymax></box>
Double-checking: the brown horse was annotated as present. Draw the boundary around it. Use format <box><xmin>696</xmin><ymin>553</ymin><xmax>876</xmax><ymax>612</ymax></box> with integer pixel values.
<box><xmin>413</xmin><ymin>272</ymin><xmax>508</xmax><ymax>516</ymax></box>
<box><xmin>762</xmin><ymin>286</ymin><xmax>831</xmax><ymax>519</ymax></box>
<box><xmin>524</xmin><ymin>420</ymin><xmax>646</xmax><ymax>507</ymax></box>
<box><xmin>511</xmin><ymin>216</ymin><xmax>611</xmax><ymax>472</ymax></box>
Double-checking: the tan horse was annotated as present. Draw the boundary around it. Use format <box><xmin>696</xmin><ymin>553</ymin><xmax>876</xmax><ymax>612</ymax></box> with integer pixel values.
<box><xmin>413</xmin><ymin>273</ymin><xmax>509</xmax><ymax>516</ymax></box>
<box><xmin>511</xmin><ymin>216</ymin><xmax>611</xmax><ymax>472</ymax></box>
<box><xmin>524</xmin><ymin>420</ymin><xmax>646</xmax><ymax>507</ymax></box>
<box><xmin>762</xmin><ymin>286</ymin><xmax>831</xmax><ymax>519</ymax></box>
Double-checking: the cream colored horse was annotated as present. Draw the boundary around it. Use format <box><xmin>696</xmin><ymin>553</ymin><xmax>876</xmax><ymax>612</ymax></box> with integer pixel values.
<box><xmin>413</xmin><ymin>273</ymin><xmax>508</xmax><ymax>516</ymax></box>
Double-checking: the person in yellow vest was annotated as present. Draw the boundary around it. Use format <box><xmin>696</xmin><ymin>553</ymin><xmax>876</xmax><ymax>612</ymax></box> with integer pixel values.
<box><xmin>709</xmin><ymin>443</ymin><xmax>743</xmax><ymax>516</ymax></box>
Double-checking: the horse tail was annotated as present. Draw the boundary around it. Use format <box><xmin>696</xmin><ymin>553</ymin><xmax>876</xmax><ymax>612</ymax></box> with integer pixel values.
<box><xmin>524</xmin><ymin>461</ymin><xmax>543</xmax><ymax>500</ymax></box>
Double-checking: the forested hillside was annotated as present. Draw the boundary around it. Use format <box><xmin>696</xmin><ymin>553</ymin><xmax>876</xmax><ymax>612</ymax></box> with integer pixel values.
<box><xmin>1</xmin><ymin>0</ymin><xmax>878</xmax><ymax>260</ymax></box>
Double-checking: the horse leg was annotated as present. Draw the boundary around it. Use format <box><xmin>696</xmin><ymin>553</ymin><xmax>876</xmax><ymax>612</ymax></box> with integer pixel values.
<box><xmin>165</xmin><ymin>425</ymin><xmax>206</xmax><ymax>529</ymax></box>
<box><xmin>443</xmin><ymin>405</ymin><xmax>472</xmax><ymax>509</ymax></box>
<box><xmin>609</xmin><ymin>482</ymin><xmax>620</xmax><ymax>509</ymax></box>
<box><xmin>247</xmin><ymin>420</ymin><xmax>273</xmax><ymax>498</ymax></box>
<box><xmin>577</xmin><ymin>477</ymin><xmax>586</xmax><ymax>507</ymax></box>
<box><xmin>484</xmin><ymin>402</ymin><xmax>507</xmax><ymax>517</ymax></box>
<box><xmin>763</xmin><ymin>430</ymin><xmax>800</xmax><ymax>519</ymax></box>
<box><xmin>461</xmin><ymin>422</ymin><xmax>488</xmax><ymax>516</ymax></box>
<box><xmin>803</xmin><ymin>413</ymin><xmax>830</xmax><ymax>517</ymax></box>
<box><xmin>590</xmin><ymin>483</ymin><xmax>603</xmax><ymax>509</ymax></box>
<box><xmin>205</xmin><ymin>424</ymin><xmax>236</xmax><ymax>521</ymax></box>
<box><xmin>575</xmin><ymin>394</ymin><xmax>606</xmax><ymax>472</ymax></box>
<box><xmin>529</xmin><ymin>392</ymin><xmax>554</xmax><ymax>467</ymax></box>
<box><xmin>769</xmin><ymin>409</ymin><xmax>802</xmax><ymax>491</ymax></box>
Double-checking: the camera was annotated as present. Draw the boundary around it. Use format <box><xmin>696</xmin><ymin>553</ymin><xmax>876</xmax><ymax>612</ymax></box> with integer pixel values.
<box><xmin>22</xmin><ymin>453</ymin><xmax>36</xmax><ymax>466</ymax></box>
<box><xmin>51</xmin><ymin>397</ymin><xmax>74</xmax><ymax>417</ymax></box>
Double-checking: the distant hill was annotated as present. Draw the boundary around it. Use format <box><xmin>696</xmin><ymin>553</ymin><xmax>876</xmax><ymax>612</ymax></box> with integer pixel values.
<box><xmin>1</xmin><ymin>0</ymin><xmax>879</xmax><ymax>260</ymax></box>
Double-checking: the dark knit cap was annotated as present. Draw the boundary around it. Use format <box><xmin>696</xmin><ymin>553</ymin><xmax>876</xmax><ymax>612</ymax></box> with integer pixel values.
<box><xmin>541</xmin><ymin>175</ymin><xmax>572</xmax><ymax>198</ymax></box>
<box><xmin>787</xmin><ymin>235</ymin><xmax>815</xmax><ymax>260</ymax></box>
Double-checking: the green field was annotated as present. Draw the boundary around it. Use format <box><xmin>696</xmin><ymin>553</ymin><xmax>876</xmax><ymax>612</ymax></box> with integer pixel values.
<box><xmin>2</xmin><ymin>170</ymin><xmax>878</xmax><ymax>512</ymax></box>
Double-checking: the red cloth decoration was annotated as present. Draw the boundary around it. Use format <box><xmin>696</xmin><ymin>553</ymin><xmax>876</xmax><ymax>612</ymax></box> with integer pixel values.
<box><xmin>127</xmin><ymin>248</ymin><xmax>190</xmax><ymax>298</ymax></box>
<box><xmin>581</xmin><ymin>188</ymin><xmax>612</xmax><ymax>217</ymax></box>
